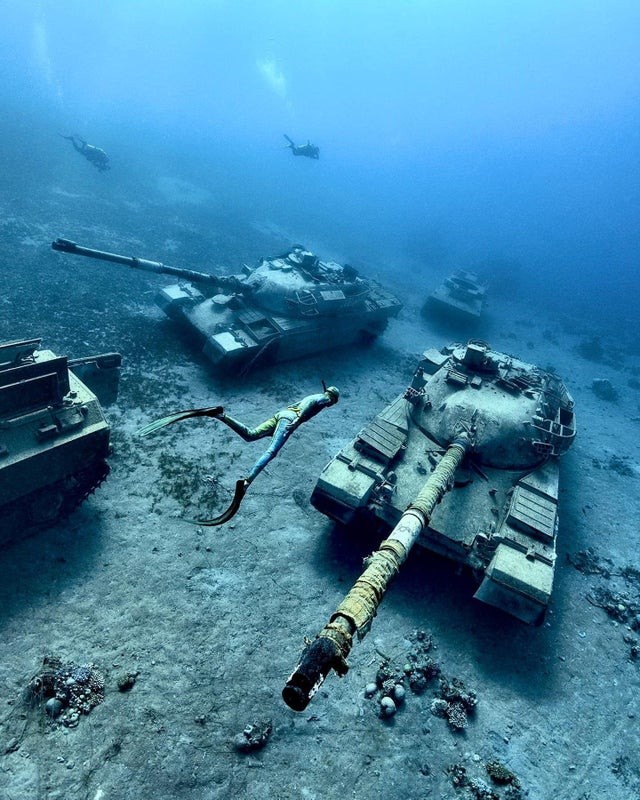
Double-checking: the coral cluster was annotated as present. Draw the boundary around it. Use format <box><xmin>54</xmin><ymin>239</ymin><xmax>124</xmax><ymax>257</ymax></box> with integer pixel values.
<box><xmin>448</xmin><ymin>760</ymin><xmax>524</xmax><ymax>799</ymax></box>
<box><xmin>588</xmin><ymin>587</ymin><xmax>640</xmax><ymax>630</ymax></box>
<box><xmin>26</xmin><ymin>655</ymin><xmax>105</xmax><ymax>728</ymax></box>
<box><xmin>431</xmin><ymin>676</ymin><xmax>478</xmax><ymax>731</ymax></box>
<box><xmin>364</xmin><ymin>629</ymin><xmax>477</xmax><ymax>730</ymax></box>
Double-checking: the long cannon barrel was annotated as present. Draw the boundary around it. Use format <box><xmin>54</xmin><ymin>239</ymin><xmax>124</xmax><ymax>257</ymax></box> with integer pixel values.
<box><xmin>282</xmin><ymin>433</ymin><xmax>471</xmax><ymax>712</ymax></box>
<box><xmin>51</xmin><ymin>238</ymin><xmax>247</xmax><ymax>292</ymax></box>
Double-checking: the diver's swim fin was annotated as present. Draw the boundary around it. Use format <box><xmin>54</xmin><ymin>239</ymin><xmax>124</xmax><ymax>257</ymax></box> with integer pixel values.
<box><xmin>137</xmin><ymin>406</ymin><xmax>223</xmax><ymax>437</ymax></box>
<box><xmin>191</xmin><ymin>479</ymin><xmax>248</xmax><ymax>527</ymax></box>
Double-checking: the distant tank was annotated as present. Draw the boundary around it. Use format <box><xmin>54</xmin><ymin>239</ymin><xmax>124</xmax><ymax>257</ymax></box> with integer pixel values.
<box><xmin>426</xmin><ymin>269</ymin><xmax>486</xmax><ymax>319</ymax></box>
<box><xmin>52</xmin><ymin>239</ymin><xmax>402</xmax><ymax>373</ymax></box>
<box><xmin>0</xmin><ymin>337</ymin><xmax>120</xmax><ymax>547</ymax></box>
<box><xmin>283</xmin><ymin>341</ymin><xmax>576</xmax><ymax>711</ymax></box>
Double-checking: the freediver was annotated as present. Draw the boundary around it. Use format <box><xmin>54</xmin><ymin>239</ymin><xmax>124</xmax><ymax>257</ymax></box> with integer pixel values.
<box><xmin>283</xmin><ymin>134</ymin><xmax>320</xmax><ymax>159</ymax></box>
<box><xmin>61</xmin><ymin>135</ymin><xmax>110</xmax><ymax>171</ymax></box>
<box><xmin>138</xmin><ymin>384</ymin><xmax>340</xmax><ymax>525</ymax></box>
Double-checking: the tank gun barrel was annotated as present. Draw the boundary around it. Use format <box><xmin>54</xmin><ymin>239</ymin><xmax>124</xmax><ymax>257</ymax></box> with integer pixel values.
<box><xmin>51</xmin><ymin>238</ymin><xmax>246</xmax><ymax>292</ymax></box>
<box><xmin>282</xmin><ymin>434</ymin><xmax>470</xmax><ymax>712</ymax></box>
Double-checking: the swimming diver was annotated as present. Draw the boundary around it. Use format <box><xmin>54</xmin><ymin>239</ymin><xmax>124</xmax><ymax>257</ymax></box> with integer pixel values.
<box><xmin>283</xmin><ymin>134</ymin><xmax>320</xmax><ymax>159</ymax></box>
<box><xmin>137</xmin><ymin>384</ymin><xmax>340</xmax><ymax>526</ymax></box>
<box><xmin>61</xmin><ymin>135</ymin><xmax>110</xmax><ymax>171</ymax></box>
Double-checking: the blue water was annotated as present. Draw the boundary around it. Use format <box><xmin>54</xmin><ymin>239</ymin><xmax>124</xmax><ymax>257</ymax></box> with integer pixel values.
<box><xmin>1</xmin><ymin>0</ymin><xmax>639</xmax><ymax>321</ymax></box>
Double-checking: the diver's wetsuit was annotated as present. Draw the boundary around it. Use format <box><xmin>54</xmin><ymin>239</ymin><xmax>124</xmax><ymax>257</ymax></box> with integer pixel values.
<box><xmin>217</xmin><ymin>392</ymin><xmax>335</xmax><ymax>483</ymax></box>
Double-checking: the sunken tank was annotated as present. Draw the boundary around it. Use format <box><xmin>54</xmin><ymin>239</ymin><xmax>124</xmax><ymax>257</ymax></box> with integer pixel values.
<box><xmin>312</xmin><ymin>340</ymin><xmax>577</xmax><ymax>625</ymax></box>
<box><xmin>283</xmin><ymin>340</ymin><xmax>576</xmax><ymax>711</ymax></box>
<box><xmin>52</xmin><ymin>239</ymin><xmax>402</xmax><ymax>373</ymax></box>
<box><xmin>426</xmin><ymin>269</ymin><xmax>487</xmax><ymax>319</ymax></box>
<box><xmin>0</xmin><ymin>337</ymin><xmax>120</xmax><ymax>547</ymax></box>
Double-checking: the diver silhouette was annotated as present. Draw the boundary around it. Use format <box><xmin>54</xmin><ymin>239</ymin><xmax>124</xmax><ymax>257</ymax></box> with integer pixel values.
<box><xmin>61</xmin><ymin>135</ymin><xmax>110</xmax><ymax>171</ymax></box>
<box><xmin>284</xmin><ymin>134</ymin><xmax>320</xmax><ymax>160</ymax></box>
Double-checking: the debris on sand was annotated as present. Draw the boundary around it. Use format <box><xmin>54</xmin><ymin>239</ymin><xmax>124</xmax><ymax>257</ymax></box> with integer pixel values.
<box><xmin>25</xmin><ymin>655</ymin><xmax>105</xmax><ymax>728</ymax></box>
<box><xmin>591</xmin><ymin>454</ymin><xmax>637</xmax><ymax>478</ymax></box>
<box><xmin>567</xmin><ymin>548</ymin><xmax>613</xmax><ymax>577</ymax></box>
<box><xmin>233</xmin><ymin>719</ymin><xmax>272</xmax><ymax>753</ymax></box>
<box><xmin>363</xmin><ymin>629</ymin><xmax>477</xmax><ymax>730</ymax></box>
<box><xmin>448</xmin><ymin>760</ymin><xmax>525</xmax><ymax>799</ymax></box>
<box><xmin>587</xmin><ymin>587</ymin><xmax>640</xmax><ymax>630</ymax></box>
<box><xmin>116</xmin><ymin>671</ymin><xmax>139</xmax><ymax>692</ymax></box>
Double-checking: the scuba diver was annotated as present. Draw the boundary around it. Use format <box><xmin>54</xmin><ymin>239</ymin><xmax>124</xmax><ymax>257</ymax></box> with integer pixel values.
<box><xmin>61</xmin><ymin>135</ymin><xmax>110</xmax><ymax>171</ymax></box>
<box><xmin>138</xmin><ymin>384</ymin><xmax>340</xmax><ymax>526</ymax></box>
<box><xmin>284</xmin><ymin>134</ymin><xmax>320</xmax><ymax>160</ymax></box>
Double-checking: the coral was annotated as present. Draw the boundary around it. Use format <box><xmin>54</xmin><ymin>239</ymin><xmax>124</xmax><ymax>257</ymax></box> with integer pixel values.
<box><xmin>447</xmin><ymin>765</ymin><xmax>499</xmax><ymax>798</ymax></box>
<box><xmin>486</xmin><ymin>760</ymin><xmax>520</xmax><ymax>786</ymax></box>
<box><xmin>26</xmin><ymin>655</ymin><xmax>105</xmax><ymax>728</ymax></box>
<box><xmin>446</xmin><ymin>701</ymin><xmax>471</xmax><ymax>731</ymax></box>
<box><xmin>430</xmin><ymin>698</ymin><xmax>449</xmax><ymax>718</ymax></box>
<box><xmin>448</xmin><ymin>760</ymin><xmax>524</xmax><ymax>799</ymax></box>
<box><xmin>404</xmin><ymin>629</ymin><xmax>441</xmax><ymax>693</ymax></box>
<box><xmin>117</xmin><ymin>671</ymin><xmax>138</xmax><ymax>692</ymax></box>
<box><xmin>448</xmin><ymin>763</ymin><xmax>469</xmax><ymax>788</ymax></box>
<box><xmin>233</xmin><ymin>720</ymin><xmax>272</xmax><ymax>753</ymax></box>
<box><xmin>436</xmin><ymin>676</ymin><xmax>478</xmax><ymax>730</ymax></box>
<box><xmin>364</xmin><ymin>629</ymin><xmax>476</xmax><ymax>733</ymax></box>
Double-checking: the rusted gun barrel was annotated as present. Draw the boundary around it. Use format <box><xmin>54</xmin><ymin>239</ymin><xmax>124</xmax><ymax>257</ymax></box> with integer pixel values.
<box><xmin>52</xmin><ymin>238</ymin><xmax>245</xmax><ymax>292</ymax></box>
<box><xmin>282</xmin><ymin>433</ymin><xmax>471</xmax><ymax>712</ymax></box>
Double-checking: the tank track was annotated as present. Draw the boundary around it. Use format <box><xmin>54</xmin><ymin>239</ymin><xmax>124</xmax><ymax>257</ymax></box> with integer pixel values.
<box><xmin>55</xmin><ymin>458</ymin><xmax>110</xmax><ymax>523</ymax></box>
<box><xmin>0</xmin><ymin>458</ymin><xmax>110</xmax><ymax>548</ymax></box>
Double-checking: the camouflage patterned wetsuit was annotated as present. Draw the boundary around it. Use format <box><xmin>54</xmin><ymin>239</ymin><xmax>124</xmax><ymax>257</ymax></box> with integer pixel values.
<box><xmin>217</xmin><ymin>389</ymin><xmax>339</xmax><ymax>483</ymax></box>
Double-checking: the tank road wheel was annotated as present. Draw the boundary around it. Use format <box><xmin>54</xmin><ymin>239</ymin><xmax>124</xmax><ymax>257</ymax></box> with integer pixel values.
<box><xmin>27</xmin><ymin>486</ymin><xmax>66</xmax><ymax>526</ymax></box>
<box><xmin>22</xmin><ymin>460</ymin><xmax>109</xmax><ymax>531</ymax></box>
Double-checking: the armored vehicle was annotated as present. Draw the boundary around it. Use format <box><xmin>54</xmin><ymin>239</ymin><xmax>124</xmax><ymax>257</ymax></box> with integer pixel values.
<box><xmin>283</xmin><ymin>341</ymin><xmax>576</xmax><ymax>710</ymax></box>
<box><xmin>426</xmin><ymin>269</ymin><xmax>486</xmax><ymax>319</ymax></box>
<box><xmin>52</xmin><ymin>239</ymin><xmax>402</xmax><ymax>373</ymax></box>
<box><xmin>0</xmin><ymin>337</ymin><xmax>120</xmax><ymax>547</ymax></box>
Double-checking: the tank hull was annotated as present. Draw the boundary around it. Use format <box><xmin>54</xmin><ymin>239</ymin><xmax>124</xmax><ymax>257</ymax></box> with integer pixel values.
<box><xmin>157</xmin><ymin>283</ymin><xmax>401</xmax><ymax>371</ymax></box>
<box><xmin>311</xmin><ymin>342</ymin><xmax>576</xmax><ymax>624</ymax></box>
<box><xmin>0</xmin><ymin>339</ymin><xmax>118</xmax><ymax>547</ymax></box>
<box><xmin>52</xmin><ymin>240</ymin><xmax>403</xmax><ymax>372</ymax></box>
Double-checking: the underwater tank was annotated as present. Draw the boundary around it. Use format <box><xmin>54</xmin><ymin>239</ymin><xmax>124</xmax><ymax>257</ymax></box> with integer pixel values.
<box><xmin>283</xmin><ymin>341</ymin><xmax>576</xmax><ymax>710</ymax></box>
<box><xmin>52</xmin><ymin>239</ymin><xmax>402</xmax><ymax>373</ymax></box>
<box><xmin>0</xmin><ymin>337</ymin><xmax>120</xmax><ymax>547</ymax></box>
<box><xmin>426</xmin><ymin>270</ymin><xmax>487</xmax><ymax>319</ymax></box>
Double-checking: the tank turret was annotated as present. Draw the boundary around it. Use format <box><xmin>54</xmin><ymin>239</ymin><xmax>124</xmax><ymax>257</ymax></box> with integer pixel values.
<box><xmin>52</xmin><ymin>239</ymin><xmax>402</xmax><ymax>373</ymax></box>
<box><xmin>284</xmin><ymin>341</ymin><xmax>576</xmax><ymax>709</ymax></box>
<box><xmin>0</xmin><ymin>337</ymin><xmax>121</xmax><ymax>547</ymax></box>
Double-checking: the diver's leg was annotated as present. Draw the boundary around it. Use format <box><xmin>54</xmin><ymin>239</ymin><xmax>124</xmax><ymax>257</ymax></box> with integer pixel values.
<box><xmin>245</xmin><ymin>418</ymin><xmax>294</xmax><ymax>483</ymax></box>
<box><xmin>217</xmin><ymin>413</ymin><xmax>277</xmax><ymax>442</ymax></box>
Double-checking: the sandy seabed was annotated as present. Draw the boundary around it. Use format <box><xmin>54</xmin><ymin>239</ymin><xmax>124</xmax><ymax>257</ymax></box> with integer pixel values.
<box><xmin>1</xmin><ymin>185</ymin><xmax>639</xmax><ymax>800</ymax></box>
